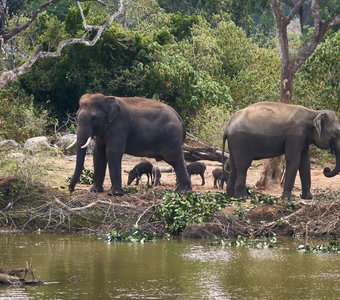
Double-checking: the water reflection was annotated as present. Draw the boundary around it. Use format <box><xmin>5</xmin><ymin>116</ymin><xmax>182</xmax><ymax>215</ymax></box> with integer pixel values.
<box><xmin>0</xmin><ymin>234</ymin><xmax>339</xmax><ymax>299</ymax></box>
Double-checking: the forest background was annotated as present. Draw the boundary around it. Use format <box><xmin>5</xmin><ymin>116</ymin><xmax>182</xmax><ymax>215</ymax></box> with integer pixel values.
<box><xmin>0</xmin><ymin>0</ymin><xmax>339</xmax><ymax>148</ymax></box>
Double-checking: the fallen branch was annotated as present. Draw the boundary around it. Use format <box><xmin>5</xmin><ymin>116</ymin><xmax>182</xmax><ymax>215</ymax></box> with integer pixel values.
<box><xmin>0</xmin><ymin>261</ymin><xmax>42</xmax><ymax>285</ymax></box>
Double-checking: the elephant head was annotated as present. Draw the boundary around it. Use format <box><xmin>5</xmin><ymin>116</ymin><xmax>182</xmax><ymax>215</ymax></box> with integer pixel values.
<box><xmin>312</xmin><ymin>110</ymin><xmax>340</xmax><ymax>177</ymax></box>
<box><xmin>69</xmin><ymin>93</ymin><xmax>120</xmax><ymax>192</ymax></box>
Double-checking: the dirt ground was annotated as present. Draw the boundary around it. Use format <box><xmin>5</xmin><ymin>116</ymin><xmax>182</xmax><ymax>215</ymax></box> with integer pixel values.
<box><xmin>51</xmin><ymin>154</ymin><xmax>340</xmax><ymax>198</ymax></box>
<box><xmin>1</xmin><ymin>152</ymin><xmax>339</xmax><ymax>237</ymax></box>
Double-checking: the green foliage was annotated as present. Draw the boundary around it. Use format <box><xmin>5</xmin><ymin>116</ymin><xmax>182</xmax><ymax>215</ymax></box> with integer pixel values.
<box><xmin>189</xmin><ymin>105</ymin><xmax>230</xmax><ymax>148</ymax></box>
<box><xmin>11</xmin><ymin>0</ymin><xmax>337</xmax><ymax>133</ymax></box>
<box><xmin>297</xmin><ymin>239</ymin><xmax>340</xmax><ymax>253</ymax></box>
<box><xmin>170</xmin><ymin>13</ymin><xmax>200</xmax><ymax>41</ymax></box>
<box><xmin>249</xmin><ymin>189</ymin><xmax>281</xmax><ymax>205</ymax></box>
<box><xmin>66</xmin><ymin>168</ymin><xmax>94</xmax><ymax>185</ymax></box>
<box><xmin>155</xmin><ymin>191</ymin><xmax>239</xmax><ymax>234</ymax></box>
<box><xmin>79</xmin><ymin>168</ymin><xmax>94</xmax><ymax>185</ymax></box>
<box><xmin>294</xmin><ymin>30</ymin><xmax>340</xmax><ymax>112</ymax></box>
<box><xmin>227</xmin><ymin>235</ymin><xmax>277</xmax><ymax>249</ymax></box>
<box><xmin>0</xmin><ymin>84</ymin><xmax>53</xmax><ymax>142</ymax></box>
<box><xmin>0</xmin><ymin>153</ymin><xmax>51</xmax><ymax>185</ymax></box>
<box><xmin>105</xmin><ymin>225</ymin><xmax>153</xmax><ymax>243</ymax></box>
<box><xmin>20</xmin><ymin>23</ymin><xmax>148</xmax><ymax>116</ymax></box>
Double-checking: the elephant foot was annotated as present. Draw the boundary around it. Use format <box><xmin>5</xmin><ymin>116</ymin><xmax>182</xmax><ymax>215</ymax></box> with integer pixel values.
<box><xmin>281</xmin><ymin>191</ymin><xmax>293</xmax><ymax>201</ymax></box>
<box><xmin>300</xmin><ymin>191</ymin><xmax>313</xmax><ymax>200</ymax></box>
<box><xmin>234</xmin><ymin>192</ymin><xmax>249</xmax><ymax>199</ymax></box>
<box><xmin>175</xmin><ymin>183</ymin><xmax>192</xmax><ymax>194</ymax></box>
<box><xmin>90</xmin><ymin>185</ymin><xmax>104</xmax><ymax>193</ymax></box>
<box><xmin>108</xmin><ymin>187</ymin><xmax>124</xmax><ymax>196</ymax></box>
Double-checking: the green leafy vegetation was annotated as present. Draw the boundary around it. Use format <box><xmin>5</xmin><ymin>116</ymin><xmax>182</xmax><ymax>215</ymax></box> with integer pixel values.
<box><xmin>0</xmin><ymin>84</ymin><xmax>54</xmax><ymax>143</ymax></box>
<box><xmin>1</xmin><ymin>1</ymin><xmax>337</xmax><ymax>148</ymax></box>
<box><xmin>227</xmin><ymin>235</ymin><xmax>277</xmax><ymax>249</ymax></box>
<box><xmin>104</xmin><ymin>225</ymin><xmax>154</xmax><ymax>243</ymax></box>
<box><xmin>154</xmin><ymin>191</ymin><xmax>243</xmax><ymax>234</ymax></box>
<box><xmin>79</xmin><ymin>168</ymin><xmax>94</xmax><ymax>185</ymax></box>
<box><xmin>0</xmin><ymin>152</ymin><xmax>51</xmax><ymax>185</ymax></box>
<box><xmin>297</xmin><ymin>239</ymin><xmax>340</xmax><ymax>253</ymax></box>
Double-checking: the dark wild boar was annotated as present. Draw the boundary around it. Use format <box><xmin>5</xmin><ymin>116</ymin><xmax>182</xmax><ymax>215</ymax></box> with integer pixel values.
<box><xmin>127</xmin><ymin>161</ymin><xmax>153</xmax><ymax>185</ymax></box>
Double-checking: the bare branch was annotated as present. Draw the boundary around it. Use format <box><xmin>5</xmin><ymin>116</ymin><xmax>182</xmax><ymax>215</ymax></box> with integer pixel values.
<box><xmin>77</xmin><ymin>1</ymin><xmax>101</xmax><ymax>31</ymax></box>
<box><xmin>0</xmin><ymin>0</ymin><xmax>128</xmax><ymax>88</ymax></box>
<box><xmin>289</xmin><ymin>13</ymin><xmax>340</xmax><ymax>74</ymax></box>
<box><xmin>1</xmin><ymin>0</ymin><xmax>59</xmax><ymax>43</ymax></box>
<box><xmin>311</xmin><ymin>0</ymin><xmax>321</xmax><ymax>30</ymax></box>
<box><xmin>286</xmin><ymin>0</ymin><xmax>304</xmax><ymax>22</ymax></box>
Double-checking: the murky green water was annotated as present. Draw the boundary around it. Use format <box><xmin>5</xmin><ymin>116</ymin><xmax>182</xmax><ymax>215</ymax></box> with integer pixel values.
<box><xmin>0</xmin><ymin>234</ymin><xmax>339</xmax><ymax>299</ymax></box>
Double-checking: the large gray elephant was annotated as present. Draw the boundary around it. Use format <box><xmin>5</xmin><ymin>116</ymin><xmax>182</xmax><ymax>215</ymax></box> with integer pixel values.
<box><xmin>222</xmin><ymin>101</ymin><xmax>340</xmax><ymax>200</ymax></box>
<box><xmin>69</xmin><ymin>93</ymin><xmax>192</xmax><ymax>195</ymax></box>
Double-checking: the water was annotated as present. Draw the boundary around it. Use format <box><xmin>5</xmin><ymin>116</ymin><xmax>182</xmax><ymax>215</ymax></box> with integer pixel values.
<box><xmin>0</xmin><ymin>234</ymin><xmax>339</xmax><ymax>299</ymax></box>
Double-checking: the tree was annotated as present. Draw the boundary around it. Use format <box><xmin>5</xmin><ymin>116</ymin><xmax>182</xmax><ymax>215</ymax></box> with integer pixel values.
<box><xmin>0</xmin><ymin>0</ymin><xmax>128</xmax><ymax>89</ymax></box>
<box><xmin>269</xmin><ymin>0</ymin><xmax>339</xmax><ymax>103</ymax></box>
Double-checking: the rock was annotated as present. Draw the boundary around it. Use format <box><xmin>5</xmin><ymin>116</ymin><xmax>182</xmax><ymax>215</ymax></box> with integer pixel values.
<box><xmin>54</xmin><ymin>134</ymin><xmax>94</xmax><ymax>155</ymax></box>
<box><xmin>7</xmin><ymin>152</ymin><xmax>25</xmax><ymax>162</ymax></box>
<box><xmin>0</xmin><ymin>140</ymin><xmax>20</xmax><ymax>151</ymax></box>
<box><xmin>55</xmin><ymin>134</ymin><xmax>77</xmax><ymax>148</ymax></box>
<box><xmin>86</xmin><ymin>139</ymin><xmax>95</xmax><ymax>155</ymax></box>
<box><xmin>55</xmin><ymin>134</ymin><xmax>77</xmax><ymax>154</ymax></box>
<box><xmin>23</xmin><ymin>136</ymin><xmax>53</xmax><ymax>154</ymax></box>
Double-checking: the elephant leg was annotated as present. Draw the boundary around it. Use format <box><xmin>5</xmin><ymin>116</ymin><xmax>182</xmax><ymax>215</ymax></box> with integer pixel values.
<box><xmin>107</xmin><ymin>150</ymin><xmax>124</xmax><ymax>196</ymax></box>
<box><xmin>169</xmin><ymin>162</ymin><xmax>192</xmax><ymax>193</ymax></box>
<box><xmin>214</xmin><ymin>179</ymin><xmax>217</xmax><ymax>188</ymax></box>
<box><xmin>163</xmin><ymin>149</ymin><xmax>192</xmax><ymax>193</ymax></box>
<box><xmin>91</xmin><ymin>141</ymin><xmax>106</xmax><ymax>193</ymax></box>
<box><xmin>282</xmin><ymin>150</ymin><xmax>301</xmax><ymax>200</ymax></box>
<box><xmin>299</xmin><ymin>147</ymin><xmax>313</xmax><ymax>199</ymax></box>
<box><xmin>147</xmin><ymin>174</ymin><xmax>150</xmax><ymax>185</ymax></box>
<box><xmin>226</xmin><ymin>153</ymin><xmax>236</xmax><ymax>196</ymax></box>
<box><xmin>234</xmin><ymin>162</ymin><xmax>251</xmax><ymax>198</ymax></box>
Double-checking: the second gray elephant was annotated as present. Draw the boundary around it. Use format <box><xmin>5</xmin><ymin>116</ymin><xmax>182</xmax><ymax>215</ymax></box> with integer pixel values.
<box><xmin>222</xmin><ymin>101</ymin><xmax>340</xmax><ymax>200</ymax></box>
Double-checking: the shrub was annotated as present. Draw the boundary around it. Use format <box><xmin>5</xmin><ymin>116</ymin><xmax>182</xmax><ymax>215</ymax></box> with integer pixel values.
<box><xmin>0</xmin><ymin>84</ymin><xmax>54</xmax><ymax>143</ymax></box>
<box><xmin>154</xmin><ymin>191</ymin><xmax>235</xmax><ymax>234</ymax></box>
<box><xmin>189</xmin><ymin>105</ymin><xmax>230</xmax><ymax>148</ymax></box>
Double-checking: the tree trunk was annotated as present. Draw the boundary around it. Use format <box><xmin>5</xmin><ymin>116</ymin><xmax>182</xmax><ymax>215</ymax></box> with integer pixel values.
<box><xmin>280</xmin><ymin>67</ymin><xmax>294</xmax><ymax>104</ymax></box>
<box><xmin>255</xmin><ymin>156</ymin><xmax>284</xmax><ymax>190</ymax></box>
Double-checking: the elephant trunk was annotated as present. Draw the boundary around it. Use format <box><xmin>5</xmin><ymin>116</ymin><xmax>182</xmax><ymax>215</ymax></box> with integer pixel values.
<box><xmin>323</xmin><ymin>139</ymin><xmax>340</xmax><ymax>178</ymax></box>
<box><xmin>69</xmin><ymin>133</ymin><xmax>92</xmax><ymax>192</ymax></box>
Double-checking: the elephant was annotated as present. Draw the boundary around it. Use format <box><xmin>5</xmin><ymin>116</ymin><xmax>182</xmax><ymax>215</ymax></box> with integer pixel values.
<box><xmin>68</xmin><ymin>93</ymin><xmax>192</xmax><ymax>195</ymax></box>
<box><xmin>222</xmin><ymin>101</ymin><xmax>340</xmax><ymax>200</ymax></box>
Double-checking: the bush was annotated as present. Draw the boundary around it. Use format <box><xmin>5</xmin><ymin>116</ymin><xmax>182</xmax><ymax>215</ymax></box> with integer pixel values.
<box><xmin>154</xmin><ymin>191</ymin><xmax>235</xmax><ymax>234</ymax></box>
<box><xmin>0</xmin><ymin>84</ymin><xmax>54</xmax><ymax>143</ymax></box>
<box><xmin>0</xmin><ymin>153</ymin><xmax>51</xmax><ymax>186</ymax></box>
<box><xmin>189</xmin><ymin>105</ymin><xmax>230</xmax><ymax>148</ymax></box>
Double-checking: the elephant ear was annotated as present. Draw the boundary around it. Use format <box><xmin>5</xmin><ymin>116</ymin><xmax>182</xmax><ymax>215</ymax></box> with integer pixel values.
<box><xmin>105</xmin><ymin>96</ymin><xmax>120</xmax><ymax>123</ymax></box>
<box><xmin>313</xmin><ymin>112</ymin><xmax>327</xmax><ymax>139</ymax></box>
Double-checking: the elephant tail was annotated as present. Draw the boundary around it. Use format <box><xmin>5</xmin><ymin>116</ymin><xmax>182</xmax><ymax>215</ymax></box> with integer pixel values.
<box><xmin>222</xmin><ymin>130</ymin><xmax>228</xmax><ymax>181</ymax></box>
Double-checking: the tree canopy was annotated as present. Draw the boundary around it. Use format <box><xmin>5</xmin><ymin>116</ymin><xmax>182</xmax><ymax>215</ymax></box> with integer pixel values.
<box><xmin>0</xmin><ymin>0</ymin><xmax>338</xmax><ymax>143</ymax></box>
